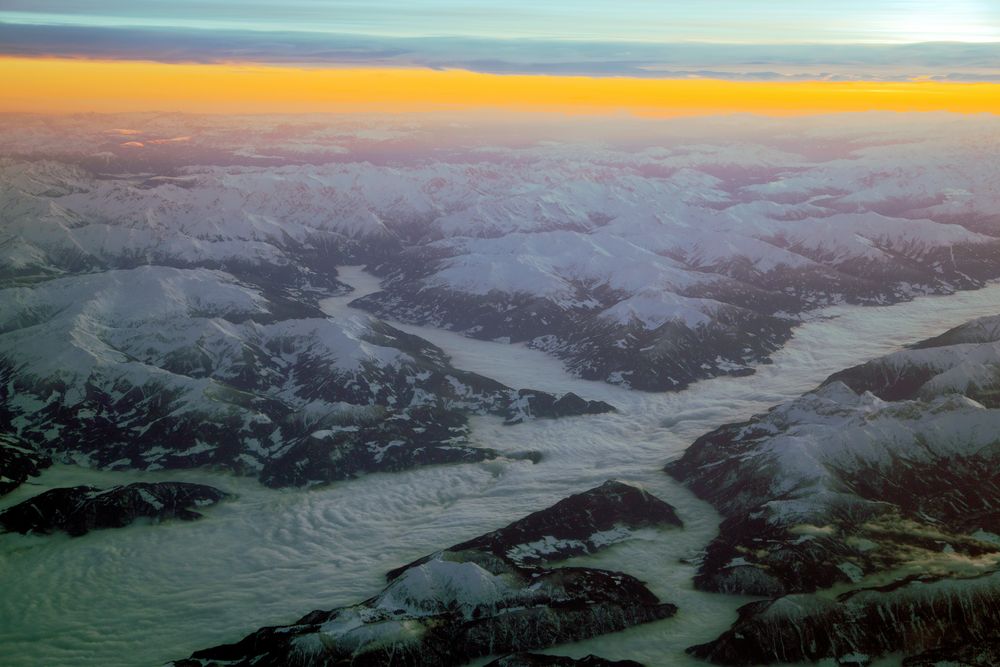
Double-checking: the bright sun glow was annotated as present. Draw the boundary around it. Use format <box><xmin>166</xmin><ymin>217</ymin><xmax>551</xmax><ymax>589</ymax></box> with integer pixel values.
<box><xmin>893</xmin><ymin>8</ymin><xmax>1000</xmax><ymax>43</ymax></box>
<box><xmin>897</xmin><ymin>19</ymin><xmax>996</xmax><ymax>42</ymax></box>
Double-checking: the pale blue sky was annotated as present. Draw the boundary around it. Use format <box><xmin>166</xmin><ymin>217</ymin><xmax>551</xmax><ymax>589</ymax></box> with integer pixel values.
<box><xmin>3</xmin><ymin>0</ymin><xmax>999</xmax><ymax>43</ymax></box>
<box><xmin>1</xmin><ymin>1</ymin><xmax>999</xmax><ymax>79</ymax></box>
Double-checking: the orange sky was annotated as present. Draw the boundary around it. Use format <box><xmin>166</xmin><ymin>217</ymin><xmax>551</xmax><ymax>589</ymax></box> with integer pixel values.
<box><xmin>3</xmin><ymin>57</ymin><xmax>1000</xmax><ymax>116</ymax></box>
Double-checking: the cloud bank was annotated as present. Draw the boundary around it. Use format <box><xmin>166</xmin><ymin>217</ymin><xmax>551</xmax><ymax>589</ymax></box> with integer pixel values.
<box><xmin>2</xmin><ymin>22</ymin><xmax>1000</xmax><ymax>81</ymax></box>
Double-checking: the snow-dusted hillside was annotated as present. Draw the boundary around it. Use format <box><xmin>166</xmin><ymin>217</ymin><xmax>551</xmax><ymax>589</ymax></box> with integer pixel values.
<box><xmin>0</xmin><ymin>266</ymin><xmax>611</xmax><ymax>489</ymax></box>
<box><xmin>176</xmin><ymin>481</ymin><xmax>681</xmax><ymax>667</ymax></box>
<box><xmin>826</xmin><ymin>312</ymin><xmax>1000</xmax><ymax>404</ymax></box>
<box><xmin>691</xmin><ymin>571</ymin><xmax>1000</xmax><ymax>666</ymax></box>
<box><xmin>667</xmin><ymin>313</ymin><xmax>1000</xmax><ymax>664</ymax></box>
<box><xmin>4</xmin><ymin>113</ymin><xmax>1000</xmax><ymax>390</ymax></box>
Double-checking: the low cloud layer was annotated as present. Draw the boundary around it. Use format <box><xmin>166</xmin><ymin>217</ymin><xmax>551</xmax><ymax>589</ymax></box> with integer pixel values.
<box><xmin>2</xmin><ymin>22</ymin><xmax>1000</xmax><ymax>81</ymax></box>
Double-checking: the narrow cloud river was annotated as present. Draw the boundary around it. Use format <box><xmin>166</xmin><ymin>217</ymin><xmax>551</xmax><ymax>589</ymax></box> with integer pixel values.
<box><xmin>3</xmin><ymin>267</ymin><xmax>1000</xmax><ymax>667</ymax></box>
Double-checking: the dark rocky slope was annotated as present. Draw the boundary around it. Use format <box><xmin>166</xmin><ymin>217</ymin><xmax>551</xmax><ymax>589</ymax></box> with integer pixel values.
<box><xmin>353</xmin><ymin>276</ymin><xmax>795</xmax><ymax>392</ymax></box>
<box><xmin>689</xmin><ymin>573</ymin><xmax>1000</xmax><ymax>666</ymax></box>
<box><xmin>0</xmin><ymin>433</ymin><xmax>51</xmax><ymax>496</ymax></box>
<box><xmin>667</xmin><ymin>314</ymin><xmax>1000</xmax><ymax>664</ymax></box>
<box><xmin>0</xmin><ymin>267</ymin><xmax>612</xmax><ymax>489</ymax></box>
<box><xmin>355</xmin><ymin>237</ymin><xmax>1000</xmax><ymax>392</ymax></box>
<box><xmin>0</xmin><ymin>481</ymin><xmax>227</xmax><ymax>536</ymax></box>
<box><xmin>175</xmin><ymin>481</ymin><xmax>680</xmax><ymax>666</ymax></box>
<box><xmin>486</xmin><ymin>654</ymin><xmax>644</xmax><ymax>667</ymax></box>
<box><xmin>904</xmin><ymin>636</ymin><xmax>1000</xmax><ymax>666</ymax></box>
<box><xmin>388</xmin><ymin>480</ymin><xmax>683</xmax><ymax>578</ymax></box>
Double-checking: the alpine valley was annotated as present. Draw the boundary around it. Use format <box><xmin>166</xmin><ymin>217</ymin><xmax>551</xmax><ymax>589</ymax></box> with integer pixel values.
<box><xmin>3</xmin><ymin>112</ymin><xmax>1000</xmax><ymax>667</ymax></box>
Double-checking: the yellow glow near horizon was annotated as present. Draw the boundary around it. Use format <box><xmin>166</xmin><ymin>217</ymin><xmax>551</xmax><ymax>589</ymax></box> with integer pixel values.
<box><xmin>2</xmin><ymin>57</ymin><xmax>1000</xmax><ymax>117</ymax></box>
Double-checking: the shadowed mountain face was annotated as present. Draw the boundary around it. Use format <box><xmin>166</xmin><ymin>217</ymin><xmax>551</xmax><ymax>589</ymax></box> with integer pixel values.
<box><xmin>0</xmin><ymin>433</ymin><xmax>51</xmax><ymax>495</ymax></box>
<box><xmin>690</xmin><ymin>572</ymin><xmax>1000</xmax><ymax>666</ymax></box>
<box><xmin>0</xmin><ymin>482</ymin><xmax>228</xmax><ymax>536</ymax></box>
<box><xmin>668</xmin><ymin>314</ymin><xmax>1000</xmax><ymax>664</ymax></box>
<box><xmin>175</xmin><ymin>481</ymin><xmax>681</xmax><ymax>667</ymax></box>
<box><xmin>485</xmin><ymin>655</ymin><xmax>644</xmax><ymax>667</ymax></box>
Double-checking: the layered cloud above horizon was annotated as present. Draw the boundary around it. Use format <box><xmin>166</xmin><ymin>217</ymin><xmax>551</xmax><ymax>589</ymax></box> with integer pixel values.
<box><xmin>2</xmin><ymin>0</ymin><xmax>1000</xmax><ymax>81</ymax></box>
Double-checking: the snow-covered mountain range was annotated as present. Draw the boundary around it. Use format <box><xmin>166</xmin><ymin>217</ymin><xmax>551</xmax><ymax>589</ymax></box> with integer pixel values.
<box><xmin>5</xmin><ymin>112</ymin><xmax>1000</xmax><ymax>666</ymax></box>
<box><xmin>668</xmin><ymin>313</ymin><xmax>1000</xmax><ymax>664</ymax></box>
<box><xmin>4</xmin><ymin>113</ymin><xmax>1000</xmax><ymax>392</ymax></box>
<box><xmin>0</xmin><ymin>264</ymin><xmax>610</xmax><ymax>489</ymax></box>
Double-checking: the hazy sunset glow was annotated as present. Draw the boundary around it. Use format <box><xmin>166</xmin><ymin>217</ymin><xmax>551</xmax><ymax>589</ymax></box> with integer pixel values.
<box><xmin>4</xmin><ymin>57</ymin><xmax>1000</xmax><ymax>116</ymax></box>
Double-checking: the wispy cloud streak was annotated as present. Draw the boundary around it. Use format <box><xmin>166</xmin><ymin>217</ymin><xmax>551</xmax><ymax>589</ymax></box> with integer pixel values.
<box><xmin>2</xmin><ymin>22</ymin><xmax>1000</xmax><ymax>81</ymax></box>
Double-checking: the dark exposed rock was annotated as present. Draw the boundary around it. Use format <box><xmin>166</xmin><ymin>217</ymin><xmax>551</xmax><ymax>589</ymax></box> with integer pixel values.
<box><xmin>666</xmin><ymin>379</ymin><xmax>1000</xmax><ymax>597</ymax></box>
<box><xmin>257</xmin><ymin>406</ymin><xmax>542</xmax><ymax>488</ymax></box>
<box><xmin>904</xmin><ymin>636</ymin><xmax>1000</xmax><ymax>666</ymax></box>
<box><xmin>689</xmin><ymin>572</ymin><xmax>1000</xmax><ymax>666</ymax></box>
<box><xmin>357</xmin><ymin>233</ymin><xmax>1000</xmax><ymax>393</ymax></box>
<box><xmin>676</xmin><ymin>472</ymin><xmax>1000</xmax><ymax>598</ymax></box>
<box><xmin>182</xmin><ymin>565</ymin><xmax>674</xmax><ymax>667</ymax></box>
<box><xmin>0</xmin><ymin>481</ymin><xmax>228</xmax><ymax>536</ymax></box>
<box><xmin>485</xmin><ymin>652</ymin><xmax>644</xmax><ymax>667</ymax></box>
<box><xmin>668</xmin><ymin>313</ymin><xmax>1000</xmax><ymax>665</ymax></box>
<box><xmin>175</xmin><ymin>482</ymin><xmax>680</xmax><ymax>666</ymax></box>
<box><xmin>0</xmin><ymin>433</ymin><xmax>51</xmax><ymax>496</ymax></box>
<box><xmin>504</xmin><ymin>390</ymin><xmax>616</xmax><ymax>424</ymax></box>
<box><xmin>354</xmin><ymin>283</ymin><xmax>793</xmax><ymax>393</ymax></box>
<box><xmin>687</xmin><ymin>515</ymin><xmax>862</xmax><ymax>597</ymax></box>
<box><xmin>388</xmin><ymin>480</ymin><xmax>682</xmax><ymax>579</ymax></box>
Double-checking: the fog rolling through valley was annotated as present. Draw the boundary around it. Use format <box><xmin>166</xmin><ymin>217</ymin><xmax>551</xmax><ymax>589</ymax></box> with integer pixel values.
<box><xmin>2</xmin><ymin>268</ymin><xmax>999</xmax><ymax>667</ymax></box>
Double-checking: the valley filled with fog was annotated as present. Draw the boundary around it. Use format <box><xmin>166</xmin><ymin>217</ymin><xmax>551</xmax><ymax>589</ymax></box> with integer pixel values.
<box><xmin>2</xmin><ymin>267</ymin><xmax>999</xmax><ymax>665</ymax></box>
<box><xmin>3</xmin><ymin>113</ymin><xmax>1000</xmax><ymax>666</ymax></box>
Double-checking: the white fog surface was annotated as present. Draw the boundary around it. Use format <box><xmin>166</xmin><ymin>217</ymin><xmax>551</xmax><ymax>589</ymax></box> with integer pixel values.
<box><xmin>2</xmin><ymin>266</ymin><xmax>999</xmax><ymax>667</ymax></box>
